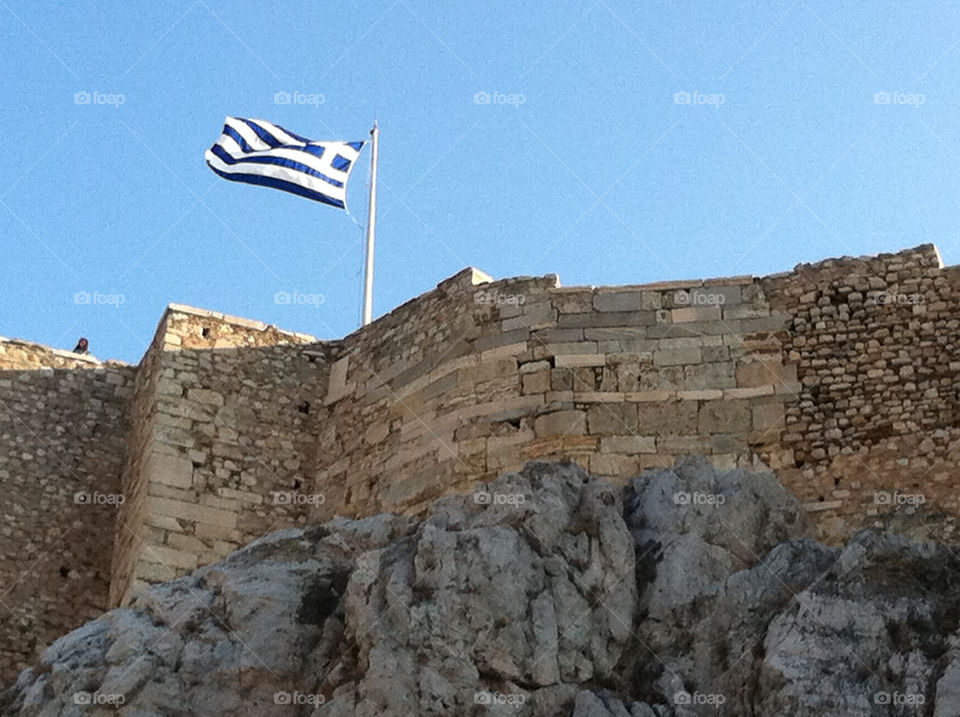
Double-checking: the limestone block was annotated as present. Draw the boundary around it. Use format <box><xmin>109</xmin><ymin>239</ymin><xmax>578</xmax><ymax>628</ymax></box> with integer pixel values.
<box><xmin>637</xmin><ymin>401</ymin><xmax>698</xmax><ymax>434</ymax></box>
<box><xmin>659</xmin><ymin>434</ymin><xmax>712</xmax><ymax>453</ymax></box>
<box><xmin>653</xmin><ymin>347</ymin><xmax>702</xmax><ymax>366</ymax></box>
<box><xmin>519</xmin><ymin>360</ymin><xmax>551</xmax><ymax>374</ymax></box>
<box><xmin>325</xmin><ymin>356</ymin><xmax>352</xmax><ymax>405</ymax></box>
<box><xmin>556</xmin><ymin>354</ymin><xmax>606</xmax><ymax>367</ymax></box>
<box><xmin>522</xmin><ymin>371</ymin><xmax>551</xmax><ymax>395</ymax></box>
<box><xmin>600</xmin><ymin>435</ymin><xmax>656</xmax><ymax>454</ymax></box>
<box><xmin>593</xmin><ymin>291</ymin><xmax>646</xmax><ymax>312</ymax></box>
<box><xmin>139</xmin><ymin>543</ymin><xmax>199</xmax><ymax>570</ymax></box>
<box><xmin>149</xmin><ymin>496</ymin><xmax>238</xmax><ymax>528</ymax></box>
<box><xmin>672</xmin><ymin>306</ymin><xmax>721</xmax><ymax>323</ymax></box>
<box><xmin>146</xmin><ymin>451</ymin><xmax>194</xmax><ymax>490</ymax></box>
<box><xmin>724</xmin><ymin>386</ymin><xmax>774</xmax><ymax>399</ymax></box>
<box><xmin>589</xmin><ymin>453</ymin><xmax>638</xmax><ymax>475</ymax></box>
<box><xmin>699</xmin><ymin>400</ymin><xmax>751</xmax><ymax>434</ymax></box>
<box><xmin>558</xmin><ymin>311</ymin><xmax>657</xmax><ymax>328</ymax></box>
<box><xmin>502</xmin><ymin>302</ymin><xmax>556</xmax><ymax>331</ymax></box>
<box><xmin>752</xmin><ymin>401</ymin><xmax>786</xmax><ymax>432</ymax></box>
<box><xmin>534</xmin><ymin>410</ymin><xmax>587</xmax><ymax>436</ymax></box>
<box><xmin>586</xmin><ymin>403</ymin><xmax>637</xmax><ymax>435</ymax></box>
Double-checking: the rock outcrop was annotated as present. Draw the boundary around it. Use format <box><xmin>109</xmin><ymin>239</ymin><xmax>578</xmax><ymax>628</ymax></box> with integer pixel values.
<box><xmin>4</xmin><ymin>457</ymin><xmax>960</xmax><ymax>716</ymax></box>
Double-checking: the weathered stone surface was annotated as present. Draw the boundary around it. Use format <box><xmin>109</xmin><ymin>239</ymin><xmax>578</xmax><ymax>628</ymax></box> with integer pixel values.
<box><xmin>2</xmin><ymin>463</ymin><xmax>635</xmax><ymax>716</ymax></box>
<box><xmin>7</xmin><ymin>458</ymin><xmax>960</xmax><ymax>716</ymax></box>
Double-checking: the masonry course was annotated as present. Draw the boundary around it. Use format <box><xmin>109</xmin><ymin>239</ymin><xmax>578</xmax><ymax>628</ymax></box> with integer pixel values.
<box><xmin>1</xmin><ymin>243</ymin><xmax>958</xmax><ymax>682</ymax></box>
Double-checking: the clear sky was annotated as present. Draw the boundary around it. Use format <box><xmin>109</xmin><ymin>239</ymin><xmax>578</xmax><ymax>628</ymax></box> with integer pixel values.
<box><xmin>2</xmin><ymin>1</ymin><xmax>959</xmax><ymax>363</ymax></box>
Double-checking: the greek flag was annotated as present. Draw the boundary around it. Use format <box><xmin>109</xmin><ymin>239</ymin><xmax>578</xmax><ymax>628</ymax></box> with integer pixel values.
<box><xmin>205</xmin><ymin>117</ymin><xmax>365</xmax><ymax>209</ymax></box>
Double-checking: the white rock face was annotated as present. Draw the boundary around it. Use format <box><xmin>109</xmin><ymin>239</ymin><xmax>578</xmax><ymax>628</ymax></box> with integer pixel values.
<box><xmin>4</xmin><ymin>457</ymin><xmax>960</xmax><ymax>716</ymax></box>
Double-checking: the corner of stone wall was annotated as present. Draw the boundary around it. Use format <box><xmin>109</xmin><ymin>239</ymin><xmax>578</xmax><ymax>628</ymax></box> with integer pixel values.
<box><xmin>109</xmin><ymin>305</ymin><xmax>332</xmax><ymax>606</ymax></box>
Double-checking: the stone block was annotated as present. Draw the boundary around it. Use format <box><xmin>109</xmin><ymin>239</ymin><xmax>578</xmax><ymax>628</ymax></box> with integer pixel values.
<box><xmin>146</xmin><ymin>451</ymin><xmax>194</xmax><ymax>490</ymax></box>
<box><xmin>672</xmin><ymin>306</ymin><xmax>721</xmax><ymax>323</ymax></box>
<box><xmin>637</xmin><ymin>401</ymin><xmax>698</xmax><ymax>434</ymax></box>
<box><xmin>594</xmin><ymin>291</ymin><xmax>645</xmax><ymax>312</ymax></box>
<box><xmin>551</xmin><ymin>368</ymin><xmax>573</xmax><ymax>391</ymax></box>
<box><xmin>659</xmin><ymin>434</ymin><xmax>712</xmax><ymax>453</ymax></box>
<box><xmin>519</xmin><ymin>360</ymin><xmax>551</xmax><ymax>374</ymax></box>
<box><xmin>502</xmin><ymin>302</ymin><xmax>556</xmax><ymax>331</ymax></box>
<box><xmin>600</xmin><ymin>435</ymin><xmax>656</xmax><ymax>454</ymax></box>
<box><xmin>149</xmin><ymin>496</ymin><xmax>238</xmax><ymax>528</ymax></box>
<box><xmin>586</xmin><ymin>403</ymin><xmax>637</xmax><ymax>434</ymax></box>
<box><xmin>653</xmin><ymin>348</ymin><xmax>702</xmax><ymax>366</ymax></box>
<box><xmin>683</xmin><ymin>362</ymin><xmax>735</xmax><ymax>389</ymax></box>
<box><xmin>552</xmin><ymin>290</ymin><xmax>594</xmax><ymax>314</ymax></box>
<box><xmin>522</xmin><ymin>371</ymin><xmax>551</xmax><ymax>395</ymax></box>
<box><xmin>558</xmin><ymin>311</ymin><xmax>657</xmax><ymax>328</ymax></box>
<box><xmin>589</xmin><ymin>453</ymin><xmax>638</xmax><ymax>475</ymax></box>
<box><xmin>724</xmin><ymin>386</ymin><xmax>774</xmax><ymax>399</ymax></box>
<box><xmin>555</xmin><ymin>354</ymin><xmax>606</xmax><ymax>367</ymax></box>
<box><xmin>139</xmin><ymin>544</ymin><xmax>198</xmax><ymax>570</ymax></box>
<box><xmin>752</xmin><ymin>401</ymin><xmax>786</xmax><ymax>432</ymax></box>
<box><xmin>699</xmin><ymin>400</ymin><xmax>751</xmax><ymax>433</ymax></box>
<box><xmin>534</xmin><ymin>410</ymin><xmax>587</xmax><ymax>436</ymax></box>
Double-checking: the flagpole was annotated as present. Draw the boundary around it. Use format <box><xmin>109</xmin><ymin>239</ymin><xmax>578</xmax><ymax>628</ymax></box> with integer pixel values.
<box><xmin>362</xmin><ymin>121</ymin><xmax>379</xmax><ymax>326</ymax></box>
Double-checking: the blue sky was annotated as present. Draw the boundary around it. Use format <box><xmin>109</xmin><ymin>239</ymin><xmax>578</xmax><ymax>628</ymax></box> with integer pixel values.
<box><xmin>2</xmin><ymin>1</ymin><xmax>959</xmax><ymax>363</ymax></box>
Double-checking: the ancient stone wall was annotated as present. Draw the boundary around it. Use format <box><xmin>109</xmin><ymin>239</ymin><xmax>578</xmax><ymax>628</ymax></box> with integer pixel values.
<box><xmin>312</xmin><ymin>267</ymin><xmax>799</xmax><ymax>523</ymax></box>
<box><xmin>3</xmin><ymin>243</ymin><xmax>959</xmax><ymax>684</ymax></box>
<box><xmin>765</xmin><ymin>244</ymin><xmax>960</xmax><ymax>540</ymax></box>
<box><xmin>107</xmin><ymin>306</ymin><xmax>328</xmax><ymax>606</ymax></box>
<box><xmin>0</xmin><ymin>339</ymin><xmax>134</xmax><ymax>682</ymax></box>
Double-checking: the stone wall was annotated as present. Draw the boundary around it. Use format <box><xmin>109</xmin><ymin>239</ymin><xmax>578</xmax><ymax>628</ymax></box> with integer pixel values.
<box><xmin>107</xmin><ymin>306</ymin><xmax>327</xmax><ymax>607</ymax></box>
<box><xmin>765</xmin><ymin>244</ymin><xmax>960</xmax><ymax>540</ymax></box>
<box><xmin>313</xmin><ymin>268</ymin><xmax>799</xmax><ymax>523</ymax></box>
<box><xmin>0</xmin><ymin>339</ymin><xmax>134</xmax><ymax>682</ymax></box>
<box><xmin>2</xmin><ymin>242</ymin><xmax>959</xmax><ymax>684</ymax></box>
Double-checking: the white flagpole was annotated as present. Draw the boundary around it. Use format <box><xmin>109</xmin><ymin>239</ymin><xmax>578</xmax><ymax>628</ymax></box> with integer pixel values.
<box><xmin>362</xmin><ymin>121</ymin><xmax>379</xmax><ymax>326</ymax></box>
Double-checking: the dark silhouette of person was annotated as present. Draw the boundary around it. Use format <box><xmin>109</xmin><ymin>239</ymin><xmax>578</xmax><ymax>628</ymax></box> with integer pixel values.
<box><xmin>73</xmin><ymin>337</ymin><xmax>89</xmax><ymax>354</ymax></box>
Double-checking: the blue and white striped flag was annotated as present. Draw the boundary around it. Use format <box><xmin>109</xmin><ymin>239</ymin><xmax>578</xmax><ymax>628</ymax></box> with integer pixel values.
<box><xmin>205</xmin><ymin>117</ymin><xmax>365</xmax><ymax>209</ymax></box>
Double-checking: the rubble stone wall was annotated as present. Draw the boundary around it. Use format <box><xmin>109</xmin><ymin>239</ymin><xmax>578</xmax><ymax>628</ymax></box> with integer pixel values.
<box><xmin>765</xmin><ymin>244</ymin><xmax>960</xmax><ymax>540</ymax></box>
<box><xmin>0</xmin><ymin>339</ymin><xmax>133</xmax><ymax>681</ymax></box>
